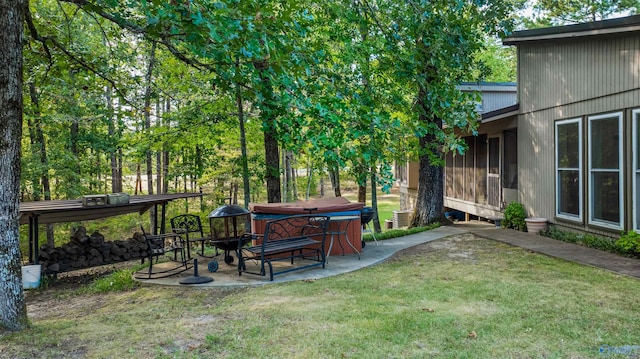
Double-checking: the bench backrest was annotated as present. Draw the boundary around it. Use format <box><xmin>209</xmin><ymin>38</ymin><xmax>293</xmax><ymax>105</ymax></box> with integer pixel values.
<box><xmin>263</xmin><ymin>215</ymin><xmax>329</xmax><ymax>243</ymax></box>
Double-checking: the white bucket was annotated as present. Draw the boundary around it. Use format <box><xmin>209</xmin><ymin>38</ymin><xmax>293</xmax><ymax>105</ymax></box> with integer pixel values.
<box><xmin>22</xmin><ymin>265</ymin><xmax>42</xmax><ymax>289</ymax></box>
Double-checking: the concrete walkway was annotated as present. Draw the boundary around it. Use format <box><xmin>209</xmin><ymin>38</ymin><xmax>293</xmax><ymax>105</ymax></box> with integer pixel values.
<box><xmin>136</xmin><ymin>221</ymin><xmax>640</xmax><ymax>287</ymax></box>
<box><xmin>457</xmin><ymin>221</ymin><xmax>640</xmax><ymax>279</ymax></box>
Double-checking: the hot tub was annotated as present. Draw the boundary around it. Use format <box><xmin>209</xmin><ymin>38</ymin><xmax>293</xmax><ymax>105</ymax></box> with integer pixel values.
<box><xmin>249</xmin><ymin>197</ymin><xmax>363</xmax><ymax>255</ymax></box>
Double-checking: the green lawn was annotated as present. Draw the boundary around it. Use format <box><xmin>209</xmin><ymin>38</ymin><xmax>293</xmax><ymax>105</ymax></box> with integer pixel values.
<box><xmin>342</xmin><ymin>188</ymin><xmax>401</xmax><ymax>229</ymax></box>
<box><xmin>3</xmin><ymin>232</ymin><xmax>640</xmax><ymax>358</ymax></box>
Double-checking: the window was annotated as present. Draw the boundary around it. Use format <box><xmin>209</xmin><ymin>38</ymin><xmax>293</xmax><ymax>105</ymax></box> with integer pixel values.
<box><xmin>588</xmin><ymin>112</ymin><xmax>623</xmax><ymax>229</ymax></box>
<box><xmin>503</xmin><ymin>129</ymin><xmax>518</xmax><ymax>189</ymax></box>
<box><xmin>633</xmin><ymin>110</ymin><xmax>640</xmax><ymax>230</ymax></box>
<box><xmin>555</xmin><ymin>118</ymin><xmax>582</xmax><ymax>221</ymax></box>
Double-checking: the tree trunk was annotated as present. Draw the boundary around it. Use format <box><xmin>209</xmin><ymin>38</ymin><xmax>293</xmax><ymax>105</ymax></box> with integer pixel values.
<box><xmin>329</xmin><ymin>167</ymin><xmax>341</xmax><ymax>197</ymax></box>
<box><xmin>143</xmin><ymin>42</ymin><xmax>156</xmax><ymax>231</ymax></box>
<box><xmin>232</xmin><ymin>182</ymin><xmax>239</xmax><ymax>205</ymax></box>
<box><xmin>254</xmin><ymin>59</ymin><xmax>281</xmax><ymax>203</ymax></box>
<box><xmin>117</xmin><ymin>148</ymin><xmax>123</xmax><ymax>192</ymax></box>
<box><xmin>305</xmin><ymin>159</ymin><xmax>313</xmax><ymax>200</ymax></box>
<box><xmin>370</xmin><ymin>170</ymin><xmax>381</xmax><ymax>233</ymax></box>
<box><xmin>194</xmin><ymin>145</ymin><xmax>202</xmax><ymax>192</ymax></box>
<box><xmin>290</xmin><ymin>152</ymin><xmax>298</xmax><ymax>201</ymax></box>
<box><xmin>162</xmin><ymin>98</ymin><xmax>170</xmax><ymax>194</ymax></box>
<box><xmin>358</xmin><ymin>183</ymin><xmax>367</xmax><ymax>204</ymax></box>
<box><xmin>236</xmin><ymin>73</ymin><xmax>251</xmax><ymax>208</ymax></box>
<box><xmin>0</xmin><ymin>0</ymin><xmax>28</xmax><ymax>332</ymax></box>
<box><xmin>68</xmin><ymin>70</ymin><xmax>81</xmax><ymax>198</ymax></box>
<box><xmin>26</xmin><ymin>82</ymin><xmax>51</xmax><ymax>207</ymax></box>
<box><xmin>155</xmin><ymin>97</ymin><xmax>162</xmax><ymax>196</ymax></box>
<box><xmin>135</xmin><ymin>163</ymin><xmax>142</xmax><ymax>195</ymax></box>
<box><xmin>283</xmin><ymin>150</ymin><xmax>290</xmax><ymax>202</ymax></box>
<box><xmin>410</xmin><ymin>84</ymin><xmax>446</xmax><ymax>226</ymax></box>
<box><xmin>107</xmin><ymin>85</ymin><xmax>122</xmax><ymax>193</ymax></box>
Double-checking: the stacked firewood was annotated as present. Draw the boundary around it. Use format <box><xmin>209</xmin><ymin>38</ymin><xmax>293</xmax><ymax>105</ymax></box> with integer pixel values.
<box><xmin>38</xmin><ymin>226</ymin><xmax>148</xmax><ymax>273</ymax></box>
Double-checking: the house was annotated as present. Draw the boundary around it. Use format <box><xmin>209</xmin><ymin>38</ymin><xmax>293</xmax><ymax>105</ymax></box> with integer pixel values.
<box><xmin>504</xmin><ymin>15</ymin><xmax>640</xmax><ymax>235</ymax></box>
<box><xmin>399</xmin><ymin>15</ymin><xmax>640</xmax><ymax>235</ymax></box>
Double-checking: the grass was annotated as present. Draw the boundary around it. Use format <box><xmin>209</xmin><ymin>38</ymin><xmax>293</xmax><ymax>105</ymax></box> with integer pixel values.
<box><xmin>4</xmin><ymin>233</ymin><xmax>640</xmax><ymax>358</ymax></box>
<box><xmin>342</xmin><ymin>188</ymin><xmax>401</xmax><ymax>228</ymax></box>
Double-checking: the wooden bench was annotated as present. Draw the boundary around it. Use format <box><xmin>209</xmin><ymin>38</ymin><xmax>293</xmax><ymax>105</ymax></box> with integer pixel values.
<box><xmin>238</xmin><ymin>215</ymin><xmax>329</xmax><ymax>281</ymax></box>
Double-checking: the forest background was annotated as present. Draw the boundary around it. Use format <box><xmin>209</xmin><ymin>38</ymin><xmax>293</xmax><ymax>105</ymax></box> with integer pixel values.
<box><xmin>19</xmin><ymin>0</ymin><xmax>519</xmax><ymax>246</ymax></box>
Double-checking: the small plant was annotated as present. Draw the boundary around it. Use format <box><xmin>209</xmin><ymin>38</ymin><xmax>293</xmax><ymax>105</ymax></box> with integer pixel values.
<box><xmin>502</xmin><ymin>202</ymin><xmax>527</xmax><ymax>231</ymax></box>
<box><xmin>615</xmin><ymin>231</ymin><xmax>640</xmax><ymax>256</ymax></box>
<box><xmin>362</xmin><ymin>223</ymin><xmax>440</xmax><ymax>243</ymax></box>
<box><xmin>543</xmin><ymin>226</ymin><xmax>627</xmax><ymax>256</ymax></box>
<box><xmin>79</xmin><ymin>266</ymin><xmax>143</xmax><ymax>294</ymax></box>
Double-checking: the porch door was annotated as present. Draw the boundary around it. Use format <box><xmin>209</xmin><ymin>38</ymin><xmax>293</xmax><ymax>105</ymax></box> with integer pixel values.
<box><xmin>488</xmin><ymin>136</ymin><xmax>501</xmax><ymax>208</ymax></box>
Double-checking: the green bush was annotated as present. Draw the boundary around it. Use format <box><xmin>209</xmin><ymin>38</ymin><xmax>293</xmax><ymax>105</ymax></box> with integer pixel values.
<box><xmin>542</xmin><ymin>226</ymin><xmax>578</xmax><ymax>243</ymax></box>
<box><xmin>543</xmin><ymin>226</ymin><xmax>630</xmax><ymax>256</ymax></box>
<box><xmin>583</xmin><ymin>234</ymin><xmax>617</xmax><ymax>253</ymax></box>
<box><xmin>502</xmin><ymin>202</ymin><xmax>527</xmax><ymax>231</ymax></box>
<box><xmin>616</xmin><ymin>231</ymin><xmax>640</xmax><ymax>256</ymax></box>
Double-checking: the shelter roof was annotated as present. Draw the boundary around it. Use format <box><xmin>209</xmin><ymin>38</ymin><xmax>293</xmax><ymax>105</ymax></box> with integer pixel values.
<box><xmin>19</xmin><ymin>193</ymin><xmax>202</xmax><ymax>225</ymax></box>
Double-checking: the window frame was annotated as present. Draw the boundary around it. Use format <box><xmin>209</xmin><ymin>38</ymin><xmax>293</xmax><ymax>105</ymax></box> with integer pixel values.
<box><xmin>555</xmin><ymin>118</ymin><xmax>583</xmax><ymax>222</ymax></box>
<box><xmin>587</xmin><ymin>112</ymin><xmax>624</xmax><ymax>230</ymax></box>
<box><xmin>633</xmin><ymin>109</ymin><xmax>640</xmax><ymax>231</ymax></box>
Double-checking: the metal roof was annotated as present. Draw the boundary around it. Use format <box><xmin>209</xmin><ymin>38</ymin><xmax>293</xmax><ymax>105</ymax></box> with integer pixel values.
<box><xmin>19</xmin><ymin>193</ymin><xmax>203</xmax><ymax>225</ymax></box>
<box><xmin>479</xmin><ymin>103</ymin><xmax>520</xmax><ymax>123</ymax></box>
<box><xmin>503</xmin><ymin>14</ymin><xmax>640</xmax><ymax>45</ymax></box>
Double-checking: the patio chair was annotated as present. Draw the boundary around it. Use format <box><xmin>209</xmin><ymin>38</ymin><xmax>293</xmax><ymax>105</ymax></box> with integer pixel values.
<box><xmin>170</xmin><ymin>214</ymin><xmax>213</xmax><ymax>258</ymax></box>
<box><xmin>136</xmin><ymin>227</ymin><xmax>190</xmax><ymax>279</ymax></box>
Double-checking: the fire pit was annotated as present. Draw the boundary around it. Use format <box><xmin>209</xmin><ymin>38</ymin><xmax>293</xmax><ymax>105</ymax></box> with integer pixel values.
<box><xmin>207</xmin><ymin>204</ymin><xmax>252</xmax><ymax>268</ymax></box>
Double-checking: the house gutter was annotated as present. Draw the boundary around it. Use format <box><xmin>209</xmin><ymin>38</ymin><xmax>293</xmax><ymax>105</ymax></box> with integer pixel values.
<box><xmin>503</xmin><ymin>15</ymin><xmax>640</xmax><ymax>45</ymax></box>
<box><xmin>481</xmin><ymin>103</ymin><xmax>519</xmax><ymax>123</ymax></box>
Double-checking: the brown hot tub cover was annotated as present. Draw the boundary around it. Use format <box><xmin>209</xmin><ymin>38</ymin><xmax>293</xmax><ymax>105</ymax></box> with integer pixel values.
<box><xmin>249</xmin><ymin>197</ymin><xmax>363</xmax><ymax>214</ymax></box>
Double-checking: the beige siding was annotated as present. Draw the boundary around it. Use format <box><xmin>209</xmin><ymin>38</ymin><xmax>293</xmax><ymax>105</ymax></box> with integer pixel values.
<box><xmin>517</xmin><ymin>32</ymin><xmax>640</xmax><ymax>231</ymax></box>
<box><xmin>519</xmin><ymin>34</ymin><xmax>640</xmax><ymax>114</ymax></box>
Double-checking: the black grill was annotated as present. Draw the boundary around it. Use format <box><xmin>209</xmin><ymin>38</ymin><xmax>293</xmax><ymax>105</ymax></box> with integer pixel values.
<box><xmin>361</xmin><ymin>207</ymin><xmax>375</xmax><ymax>225</ymax></box>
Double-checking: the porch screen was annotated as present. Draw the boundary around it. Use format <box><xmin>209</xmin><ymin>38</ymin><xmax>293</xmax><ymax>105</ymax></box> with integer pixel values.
<box><xmin>464</xmin><ymin>136</ymin><xmax>475</xmax><ymax>202</ymax></box>
<box><xmin>503</xmin><ymin>129</ymin><xmax>517</xmax><ymax>189</ymax></box>
<box><xmin>476</xmin><ymin>134</ymin><xmax>487</xmax><ymax>204</ymax></box>
<box><xmin>445</xmin><ymin>151</ymin><xmax>454</xmax><ymax>197</ymax></box>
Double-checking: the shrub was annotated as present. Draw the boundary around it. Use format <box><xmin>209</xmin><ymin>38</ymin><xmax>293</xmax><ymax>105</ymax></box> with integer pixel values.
<box><xmin>543</xmin><ymin>226</ymin><xmax>578</xmax><ymax>243</ymax></box>
<box><xmin>543</xmin><ymin>226</ymin><xmax>630</xmax><ymax>257</ymax></box>
<box><xmin>502</xmin><ymin>202</ymin><xmax>527</xmax><ymax>231</ymax></box>
<box><xmin>583</xmin><ymin>234</ymin><xmax>617</xmax><ymax>253</ymax></box>
<box><xmin>616</xmin><ymin>231</ymin><xmax>640</xmax><ymax>256</ymax></box>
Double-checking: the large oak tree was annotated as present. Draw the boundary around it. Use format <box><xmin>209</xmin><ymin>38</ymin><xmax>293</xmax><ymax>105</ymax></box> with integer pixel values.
<box><xmin>0</xmin><ymin>0</ymin><xmax>28</xmax><ymax>332</ymax></box>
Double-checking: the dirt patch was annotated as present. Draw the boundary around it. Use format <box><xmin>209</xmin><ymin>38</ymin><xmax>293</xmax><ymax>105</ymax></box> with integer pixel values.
<box><xmin>391</xmin><ymin>232</ymin><xmax>483</xmax><ymax>260</ymax></box>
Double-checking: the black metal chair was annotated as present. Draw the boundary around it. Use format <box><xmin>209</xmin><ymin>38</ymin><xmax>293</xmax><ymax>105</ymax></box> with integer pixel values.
<box><xmin>136</xmin><ymin>227</ymin><xmax>189</xmax><ymax>279</ymax></box>
<box><xmin>361</xmin><ymin>207</ymin><xmax>378</xmax><ymax>248</ymax></box>
<box><xmin>170</xmin><ymin>214</ymin><xmax>213</xmax><ymax>258</ymax></box>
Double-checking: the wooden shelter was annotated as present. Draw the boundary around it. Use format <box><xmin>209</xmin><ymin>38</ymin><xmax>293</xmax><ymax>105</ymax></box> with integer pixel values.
<box><xmin>19</xmin><ymin>193</ymin><xmax>203</xmax><ymax>264</ymax></box>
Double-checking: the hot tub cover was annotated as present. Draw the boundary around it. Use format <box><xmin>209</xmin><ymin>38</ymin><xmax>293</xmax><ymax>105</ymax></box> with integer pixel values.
<box><xmin>249</xmin><ymin>197</ymin><xmax>363</xmax><ymax>214</ymax></box>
